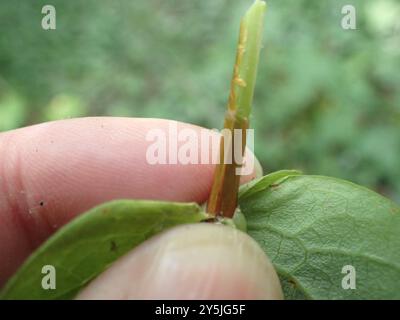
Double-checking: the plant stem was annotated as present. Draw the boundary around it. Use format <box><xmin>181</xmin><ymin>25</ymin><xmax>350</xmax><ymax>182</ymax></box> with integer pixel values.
<box><xmin>207</xmin><ymin>0</ymin><xmax>266</xmax><ymax>218</ymax></box>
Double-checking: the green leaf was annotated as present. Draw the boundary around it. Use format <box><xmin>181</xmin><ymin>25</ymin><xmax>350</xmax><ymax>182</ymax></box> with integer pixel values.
<box><xmin>239</xmin><ymin>173</ymin><xmax>400</xmax><ymax>299</ymax></box>
<box><xmin>239</xmin><ymin>169</ymin><xmax>301</xmax><ymax>200</ymax></box>
<box><xmin>1</xmin><ymin>200</ymin><xmax>208</xmax><ymax>300</ymax></box>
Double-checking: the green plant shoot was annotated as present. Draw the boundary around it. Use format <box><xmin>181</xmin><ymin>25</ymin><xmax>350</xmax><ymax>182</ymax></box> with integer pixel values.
<box><xmin>207</xmin><ymin>0</ymin><xmax>266</xmax><ymax>218</ymax></box>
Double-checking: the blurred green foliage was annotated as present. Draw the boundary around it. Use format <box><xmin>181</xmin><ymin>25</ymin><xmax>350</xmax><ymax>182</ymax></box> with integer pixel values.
<box><xmin>0</xmin><ymin>0</ymin><xmax>399</xmax><ymax>202</ymax></box>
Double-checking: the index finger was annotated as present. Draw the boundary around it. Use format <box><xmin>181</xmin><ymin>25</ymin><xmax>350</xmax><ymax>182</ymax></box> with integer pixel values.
<box><xmin>0</xmin><ymin>117</ymin><xmax>256</xmax><ymax>286</ymax></box>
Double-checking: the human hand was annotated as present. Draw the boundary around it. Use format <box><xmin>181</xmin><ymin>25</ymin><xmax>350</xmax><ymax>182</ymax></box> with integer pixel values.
<box><xmin>0</xmin><ymin>117</ymin><xmax>282</xmax><ymax>299</ymax></box>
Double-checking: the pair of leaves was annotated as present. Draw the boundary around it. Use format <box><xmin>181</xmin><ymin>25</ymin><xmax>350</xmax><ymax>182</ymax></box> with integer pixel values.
<box><xmin>2</xmin><ymin>171</ymin><xmax>400</xmax><ymax>299</ymax></box>
<box><xmin>239</xmin><ymin>171</ymin><xmax>400</xmax><ymax>299</ymax></box>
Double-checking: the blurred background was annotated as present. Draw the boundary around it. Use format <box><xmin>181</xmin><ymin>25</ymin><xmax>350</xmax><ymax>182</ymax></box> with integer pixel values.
<box><xmin>0</xmin><ymin>0</ymin><xmax>399</xmax><ymax>202</ymax></box>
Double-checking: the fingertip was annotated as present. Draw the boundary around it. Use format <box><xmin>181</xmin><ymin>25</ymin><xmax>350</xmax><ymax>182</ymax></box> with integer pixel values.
<box><xmin>77</xmin><ymin>223</ymin><xmax>283</xmax><ymax>300</ymax></box>
<box><xmin>0</xmin><ymin>117</ymin><xmax>261</xmax><ymax>286</ymax></box>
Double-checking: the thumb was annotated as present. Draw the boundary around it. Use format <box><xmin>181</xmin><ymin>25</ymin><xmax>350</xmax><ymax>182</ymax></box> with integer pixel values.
<box><xmin>76</xmin><ymin>223</ymin><xmax>283</xmax><ymax>300</ymax></box>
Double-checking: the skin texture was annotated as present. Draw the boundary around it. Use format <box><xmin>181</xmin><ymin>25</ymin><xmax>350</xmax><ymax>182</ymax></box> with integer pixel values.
<box><xmin>0</xmin><ymin>117</ymin><xmax>282</xmax><ymax>299</ymax></box>
<box><xmin>77</xmin><ymin>223</ymin><xmax>283</xmax><ymax>300</ymax></box>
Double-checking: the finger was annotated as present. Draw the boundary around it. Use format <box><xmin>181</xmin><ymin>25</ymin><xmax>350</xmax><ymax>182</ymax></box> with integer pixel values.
<box><xmin>0</xmin><ymin>117</ymin><xmax>257</xmax><ymax>286</ymax></box>
<box><xmin>76</xmin><ymin>223</ymin><xmax>283</xmax><ymax>300</ymax></box>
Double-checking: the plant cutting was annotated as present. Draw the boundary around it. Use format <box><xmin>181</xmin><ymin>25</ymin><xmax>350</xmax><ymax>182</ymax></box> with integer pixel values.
<box><xmin>1</xmin><ymin>0</ymin><xmax>399</xmax><ymax>300</ymax></box>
